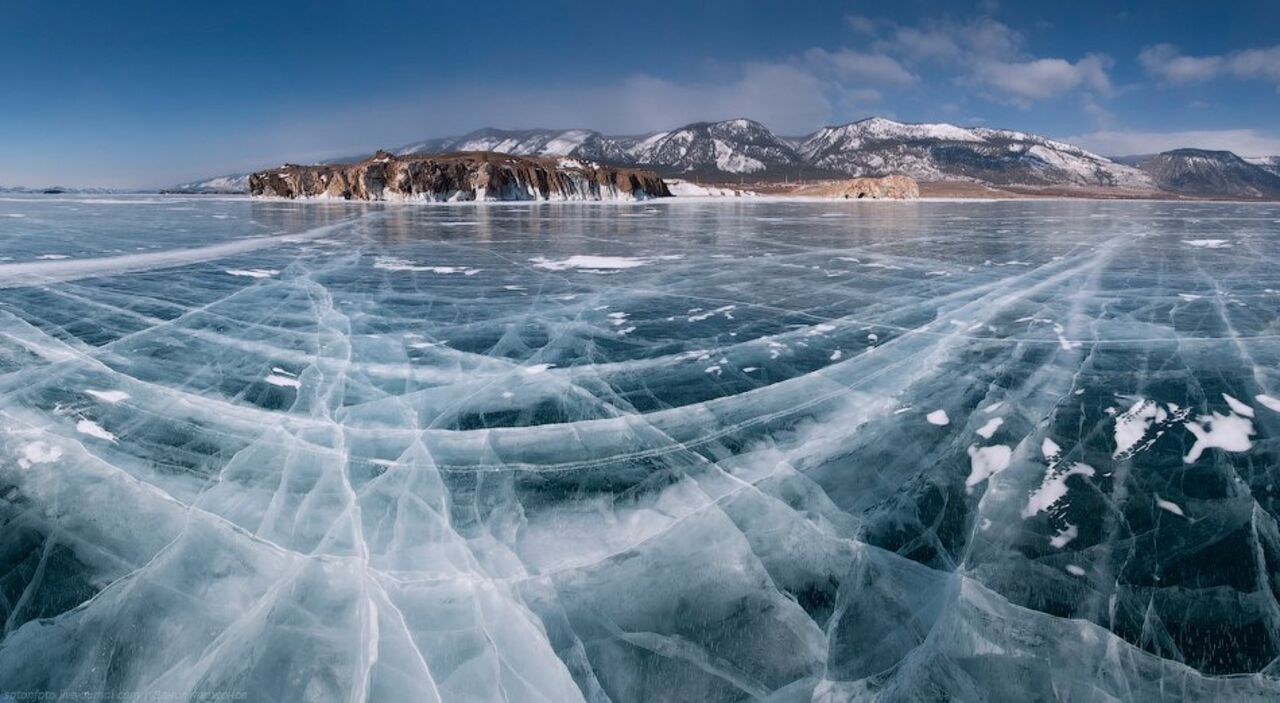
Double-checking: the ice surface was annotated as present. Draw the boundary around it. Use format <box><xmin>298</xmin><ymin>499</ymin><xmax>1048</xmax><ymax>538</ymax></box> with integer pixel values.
<box><xmin>2</xmin><ymin>195</ymin><xmax>1280</xmax><ymax>700</ymax></box>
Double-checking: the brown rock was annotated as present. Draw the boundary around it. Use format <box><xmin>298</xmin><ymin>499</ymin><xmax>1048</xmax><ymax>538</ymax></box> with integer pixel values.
<box><xmin>789</xmin><ymin>175</ymin><xmax>920</xmax><ymax>200</ymax></box>
<box><xmin>248</xmin><ymin>151</ymin><xmax>671</xmax><ymax>202</ymax></box>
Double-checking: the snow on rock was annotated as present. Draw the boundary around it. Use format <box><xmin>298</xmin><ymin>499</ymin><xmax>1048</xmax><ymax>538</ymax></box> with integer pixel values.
<box><xmin>799</xmin><ymin>117</ymin><xmax>1151</xmax><ymax>188</ymax></box>
<box><xmin>625</xmin><ymin>119</ymin><xmax>801</xmax><ymax>175</ymax></box>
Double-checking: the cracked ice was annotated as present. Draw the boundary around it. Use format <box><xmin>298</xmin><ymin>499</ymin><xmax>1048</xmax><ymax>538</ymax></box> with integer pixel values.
<box><xmin>2</xmin><ymin>196</ymin><xmax>1280</xmax><ymax>700</ymax></box>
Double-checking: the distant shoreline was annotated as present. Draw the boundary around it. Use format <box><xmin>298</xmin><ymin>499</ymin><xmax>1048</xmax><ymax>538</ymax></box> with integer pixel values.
<box><xmin>5</xmin><ymin>189</ymin><xmax>1280</xmax><ymax>205</ymax></box>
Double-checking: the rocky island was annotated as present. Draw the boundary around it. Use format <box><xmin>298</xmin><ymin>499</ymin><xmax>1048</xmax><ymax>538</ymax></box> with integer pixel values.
<box><xmin>249</xmin><ymin>151</ymin><xmax>670</xmax><ymax>202</ymax></box>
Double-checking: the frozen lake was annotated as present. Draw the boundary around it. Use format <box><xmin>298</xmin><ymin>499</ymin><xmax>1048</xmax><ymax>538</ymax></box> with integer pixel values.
<box><xmin>2</xmin><ymin>195</ymin><xmax>1280</xmax><ymax>700</ymax></box>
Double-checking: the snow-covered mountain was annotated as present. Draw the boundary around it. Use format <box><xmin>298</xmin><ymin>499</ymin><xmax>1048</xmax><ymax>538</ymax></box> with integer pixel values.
<box><xmin>1139</xmin><ymin>149</ymin><xmax>1280</xmax><ymax>199</ymax></box>
<box><xmin>179</xmin><ymin>116</ymin><xmax>1280</xmax><ymax>198</ymax></box>
<box><xmin>799</xmin><ymin>117</ymin><xmax>1151</xmax><ymax>187</ymax></box>
<box><xmin>1245</xmin><ymin>156</ymin><xmax>1280</xmax><ymax>178</ymax></box>
<box><xmin>399</xmin><ymin>128</ymin><xmax>630</xmax><ymax>164</ymax></box>
<box><xmin>411</xmin><ymin>118</ymin><xmax>1150</xmax><ymax>187</ymax></box>
<box><xmin>620</xmin><ymin>119</ymin><xmax>803</xmax><ymax>177</ymax></box>
<box><xmin>169</xmin><ymin>174</ymin><xmax>250</xmax><ymax>193</ymax></box>
<box><xmin>398</xmin><ymin>120</ymin><xmax>804</xmax><ymax>177</ymax></box>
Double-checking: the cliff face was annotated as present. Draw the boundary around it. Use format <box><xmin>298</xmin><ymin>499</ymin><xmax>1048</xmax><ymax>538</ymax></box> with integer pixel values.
<box><xmin>789</xmin><ymin>175</ymin><xmax>920</xmax><ymax>200</ymax></box>
<box><xmin>249</xmin><ymin>151</ymin><xmax>670</xmax><ymax>202</ymax></box>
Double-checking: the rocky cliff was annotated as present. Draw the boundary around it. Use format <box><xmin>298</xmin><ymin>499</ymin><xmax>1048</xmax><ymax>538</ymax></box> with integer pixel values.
<box><xmin>249</xmin><ymin>151</ymin><xmax>670</xmax><ymax>202</ymax></box>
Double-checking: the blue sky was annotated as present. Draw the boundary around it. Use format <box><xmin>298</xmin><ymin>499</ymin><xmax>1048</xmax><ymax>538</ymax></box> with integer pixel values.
<box><xmin>3</xmin><ymin>0</ymin><xmax>1279</xmax><ymax>187</ymax></box>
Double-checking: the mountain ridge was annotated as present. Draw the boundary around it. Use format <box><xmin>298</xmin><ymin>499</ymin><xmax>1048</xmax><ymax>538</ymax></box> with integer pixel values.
<box><xmin>1134</xmin><ymin>149</ymin><xmax>1280</xmax><ymax>199</ymax></box>
<box><xmin>175</xmin><ymin>117</ymin><xmax>1280</xmax><ymax>199</ymax></box>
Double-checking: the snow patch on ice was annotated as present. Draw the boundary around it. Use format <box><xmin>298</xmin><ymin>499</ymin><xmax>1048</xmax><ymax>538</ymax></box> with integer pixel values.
<box><xmin>1050</xmin><ymin>524</ymin><xmax>1079</xmax><ymax>549</ymax></box>
<box><xmin>1222</xmin><ymin>393</ymin><xmax>1255</xmax><ymax>418</ymax></box>
<box><xmin>264</xmin><ymin>374</ymin><xmax>302</xmax><ymax>388</ymax></box>
<box><xmin>1024</xmin><ymin>462</ymin><xmax>1095</xmax><ymax>519</ymax></box>
<box><xmin>226</xmin><ymin>268</ymin><xmax>280</xmax><ymax>279</ymax></box>
<box><xmin>1112</xmin><ymin>399</ymin><xmax>1189</xmax><ymax>459</ymax></box>
<box><xmin>975</xmin><ymin>417</ymin><xmax>1003</xmax><ymax>439</ymax></box>
<box><xmin>1156</xmin><ymin>497</ymin><xmax>1185</xmax><ymax>517</ymax></box>
<box><xmin>76</xmin><ymin>419</ymin><xmax>115</xmax><ymax>442</ymax></box>
<box><xmin>966</xmin><ymin>444</ymin><xmax>1012</xmax><ymax>491</ymax></box>
<box><xmin>18</xmin><ymin>441</ymin><xmax>62</xmax><ymax>469</ymax></box>
<box><xmin>1183</xmin><ymin>239</ymin><xmax>1231</xmax><ymax>249</ymax></box>
<box><xmin>687</xmin><ymin>305</ymin><xmax>735</xmax><ymax>322</ymax></box>
<box><xmin>1256</xmin><ymin>394</ymin><xmax>1280</xmax><ymax>413</ymax></box>
<box><xmin>1184</xmin><ymin>411</ymin><xmax>1254</xmax><ymax>463</ymax></box>
<box><xmin>86</xmin><ymin>389</ymin><xmax>130</xmax><ymax>404</ymax></box>
<box><xmin>926</xmin><ymin>410</ymin><xmax>950</xmax><ymax>426</ymax></box>
<box><xmin>374</xmin><ymin>257</ymin><xmax>480</xmax><ymax>275</ymax></box>
<box><xmin>531</xmin><ymin>255</ymin><xmax>657</xmax><ymax>272</ymax></box>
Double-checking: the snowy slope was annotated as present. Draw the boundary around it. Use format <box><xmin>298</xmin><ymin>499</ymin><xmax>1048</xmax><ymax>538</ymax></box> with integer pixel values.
<box><xmin>623</xmin><ymin>119</ymin><xmax>802</xmax><ymax>176</ymax></box>
<box><xmin>182</xmin><ymin>116</ymin><xmax>1216</xmax><ymax>193</ymax></box>
<box><xmin>170</xmin><ymin>174</ymin><xmax>250</xmax><ymax>193</ymax></box>
<box><xmin>800</xmin><ymin>117</ymin><xmax>1151</xmax><ymax>187</ymax></box>
<box><xmin>1143</xmin><ymin>149</ymin><xmax>1280</xmax><ymax>198</ymax></box>
<box><xmin>1245</xmin><ymin>156</ymin><xmax>1280</xmax><ymax>177</ymax></box>
<box><xmin>398</xmin><ymin>128</ymin><xmax>629</xmax><ymax>164</ymax></box>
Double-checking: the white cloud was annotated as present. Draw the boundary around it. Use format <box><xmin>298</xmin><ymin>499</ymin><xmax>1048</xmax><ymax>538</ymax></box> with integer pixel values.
<box><xmin>872</xmin><ymin>18</ymin><xmax>1110</xmax><ymax>106</ymax></box>
<box><xmin>973</xmin><ymin>54</ymin><xmax>1112</xmax><ymax>105</ymax></box>
<box><xmin>803</xmin><ymin>48</ymin><xmax>918</xmax><ymax>86</ymax></box>
<box><xmin>1230</xmin><ymin>46</ymin><xmax>1280</xmax><ymax>84</ymax></box>
<box><xmin>963</xmin><ymin>18</ymin><xmax>1023</xmax><ymax>60</ymax></box>
<box><xmin>1140</xmin><ymin>44</ymin><xmax>1280</xmax><ymax>86</ymax></box>
<box><xmin>890</xmin><ymin>27</ymin><xmax>961</xmax><ymax>61</ymax></box>
<box><xmin>1139</xmin><ymin>44</ymin><xmax>1225</xmax><ymax>83</ymax></box>
<box><xmin>845</xmin><ymin>14</ymin><xmax>876</xmax><ymax>34</ymax></box>
<box><xmin>1067</xmin><ymin>129</ymin><xmax>1280</xmax><ymax>157</ymax></box>
<box><xmin>882</xmin><ymin>18</ymin><xmax>1020</xmax><ymax>62</ymax></box>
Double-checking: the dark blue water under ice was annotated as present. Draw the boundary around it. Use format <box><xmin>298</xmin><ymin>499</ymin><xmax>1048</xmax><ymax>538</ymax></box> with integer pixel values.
<box><xmin>2</xmin><ymin>195</ymin><xmax>1280</xmax><ymax>700</ymax></box>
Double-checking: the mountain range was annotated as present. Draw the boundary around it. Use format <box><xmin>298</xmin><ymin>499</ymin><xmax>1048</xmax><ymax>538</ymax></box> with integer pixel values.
<box><xmin>175</xmin><ymin>117</ymin><xmax>1280</xmax><ymax>199</ymax></box>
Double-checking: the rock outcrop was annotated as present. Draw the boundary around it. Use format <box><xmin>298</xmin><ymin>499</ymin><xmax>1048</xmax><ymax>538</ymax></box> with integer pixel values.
<box><xmin>249</xmin><ymin>151</ymin><xmax>670</xmax><ymax>202</ymax></box>
<box><xmin>789</xmin><ymin>175</ymin><xmax>920</xmax><ymax>200</ymax></box>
